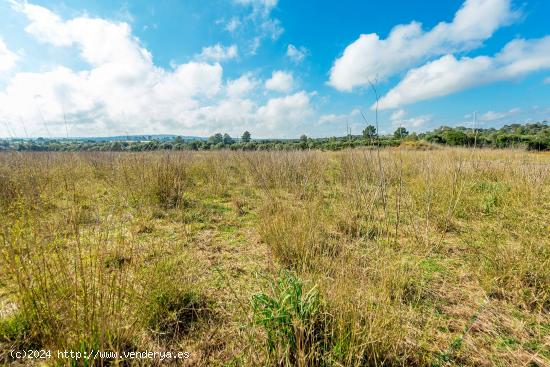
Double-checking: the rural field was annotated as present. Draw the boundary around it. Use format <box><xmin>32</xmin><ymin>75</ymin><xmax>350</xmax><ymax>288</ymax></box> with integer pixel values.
<box><xmin>0</xmin><ymin>147</ymin><xmax>549</xmax><ymax>366</ymax></box>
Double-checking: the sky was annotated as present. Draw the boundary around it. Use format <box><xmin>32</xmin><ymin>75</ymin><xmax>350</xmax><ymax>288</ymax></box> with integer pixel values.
<box><xmin>0</xmin><ymin>0</ymin><xmax>549</xmax><ymax>138</ymax></box>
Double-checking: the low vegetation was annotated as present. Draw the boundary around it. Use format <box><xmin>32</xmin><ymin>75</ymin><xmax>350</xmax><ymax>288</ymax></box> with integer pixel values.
<box><xmin>2</xmin><ymin>122</ymin><xmax>549</xmax><ymax>152</ymax></box>
<box><xmin>0</xmin><ymin>147</ymin><xmax>549</xmax><ymax>366</ymax></box>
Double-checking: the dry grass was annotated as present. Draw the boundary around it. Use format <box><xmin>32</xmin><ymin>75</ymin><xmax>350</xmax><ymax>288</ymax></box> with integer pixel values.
<box><xmin>0</xmin><ymin>148</ymin><xmax>549</xmax><ymax>366</ymax></box>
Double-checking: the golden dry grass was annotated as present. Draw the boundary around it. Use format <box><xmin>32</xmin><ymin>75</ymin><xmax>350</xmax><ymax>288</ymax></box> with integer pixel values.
<box><xmin>0</xmin><ymin>148</ymin><xmax>549</xmax><ymax>366</ymax></box>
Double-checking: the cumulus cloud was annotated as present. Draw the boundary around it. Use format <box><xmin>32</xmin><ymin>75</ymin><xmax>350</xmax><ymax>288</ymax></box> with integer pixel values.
<box><xmin>257</xmin><ymin>91</ymin><xmax>313</xmax><ymax>130</ymax></box>
<box><xmin>329</xmin><ymin>0</ymin><xmax>519</xmax><ymax>91</ymax></box>
<box><xmin>480</xmin><ymin>107</ymin><xmax>520</xmax><ymax>121</ymax></box>
<box><xmin>377</xmin><ymin>36</ymin><xmax>550</xmax><ymax>109</ymax></box>
<box><xmin>0</xmin><ymin>37</ymin><xmax>18</xmax><ymax>72</ymax></box>
<box><xmin>265</xmin><ymin>70</ymin><xmax>294</xmax><ymax>92</ymax></box>
<box><xmin>226</xmin><ymin>73</ymin><xmax>259</xmax><ymax>97</ymax></box>
<box><xmin>196</xmin><ymin>43</ymin><xmax>238</xmax><ymax>62</ymax></box>
<box><xmin>286</xmin><ymin>44</ymin><xmax>307</xmax><ymax>63</ymax></box>
<box><xmin>0</xmin><ymin>2</ymin><xmax>314</xmax><ymax>138</ymax></box>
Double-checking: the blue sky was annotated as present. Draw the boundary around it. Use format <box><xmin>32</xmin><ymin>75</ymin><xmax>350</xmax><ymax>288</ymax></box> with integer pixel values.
<box><xmin>0</xmin><ymin>0</ymin><xmax>549</xmax><ymax>138</ymax></box>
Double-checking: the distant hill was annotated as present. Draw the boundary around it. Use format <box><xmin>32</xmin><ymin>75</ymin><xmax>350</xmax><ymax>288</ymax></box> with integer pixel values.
<box><xmin>3</xmin><ymin>135</ymin><xmax>206</xmax><ymax>142</ymax></box>
<box><xmin>75</xmin><ymin>135</ymin><xmax>206</xmax><ymax>142</ymax></box>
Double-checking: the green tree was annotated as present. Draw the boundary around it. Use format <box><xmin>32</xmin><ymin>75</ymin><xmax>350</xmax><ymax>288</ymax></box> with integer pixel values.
<box><xmin>241</xmin><ymin>131</ymin><xmax>251</xmax><ymax>143</ymax></box>
<box><xmin>189</xmin><ymin>141</ymin><xmax>200</xmax><ymax>150</ymax></box>
<box><xmin>394</xmin><ymin>127</ymin><xmax>409</xmax><ymax>139</ymax></box>
<box><xmin>443</xmin><ymin>130</ymin><xmax>468</xmax><ymax>146</ymax></box>
<box><xmin>208</xmin><ymin>133</ymin><xmax>223</xmax><ymax>144</ymax></box>
<box><xmin>362</xmin><ymin>125</ymin><xmax>376</xmax><ymax>139</ymax></box>
<box><xmin>299</xmin><ymin>134</ymin><xmax>308</xmax><ymax>142</ymax></box>
<box><xmin>223</xmin><ymin>133</ymin><xmax>235</xmax><ymax>145</ymax></box>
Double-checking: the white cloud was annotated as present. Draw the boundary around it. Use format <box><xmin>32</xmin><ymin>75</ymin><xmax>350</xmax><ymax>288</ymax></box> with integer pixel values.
<box><xmin>226</xmin><ymin>73</ymin><xmax>259</xmax><ymax>97</ymax></box>
<box><xmin>317</xmin><ymin>114</ymin><xmax>344</xmax><ymax>125</ymax></box>
<box><xmin>225</xmin><ymin>17</ymin><xmax>241</xmax><ymax>33</ymax></box>
<box><xmin>389</xmin><ymin>109</ymin><xmax>431</xmax><ymax>129</ymax></box>
<box><xmin>377</xmin><ymin>36</ymin><xmax>550</xmax><ymax>109</ymax></box>
<box><xmin>480</xmin><ymin>107</ymin><xmax>520</xmax><ymax>121</ymax></box>
<box><xmin>234</xmin><ymin>0</ymin><xmax>278</xmax><ymax>14</ymax></box>
<box><xmin>286</xmin><ymin>44</ymin><xmax>307</xmax><ymax>63</ymax></box>
<box><xmin>480</xmin><ymin>111</ymin><xmax>505</xmax><ymax>121</ymax></box>
<box><xmin>249</xmin><ymin>37</ymin><xmax>262</xmax><ymax>55</ymax></box>
<box><xmin>0</xmin><ymin>2</ymin><xmax>317</xmax><ymax>138</ymax></box>
<box><xmin>390</xmin><ymin>109</ymin><xmax>406</xmax><ymax>121</ymax></box>
<box><xmin>257</xmin><ymin>91</ymin><xmax>313</xmax><ymax>130</ymax></box>
<box><xmin>317</xmin><ymin>109</ymin><xmax>360</xmax><ymax>124</ymax></box>
<box><xmin>396</xmin><ymin>116</ymin><xmax>431</xmax><ymax>129</ymax></box>
<box><xmin>265</xmin><ymin>70</ymin><xmax>294</xmax><ymax>92</ymax></box>
<box><xmin>328</xmin><ymin>0</ymin><xmax>519</xmax><ymax>91</ymax></box>
<box><xmin>154</xmin><ymin>62</ymin><xmax>223</xmax><ymax>98</ymax></box>
<box><xmin>378</xmin><ymin>55</ymin><xmax>493</xmax><ymax>109</ymax></box>
<box><xmin>0</xmin><ymin>37</ymin><xmax>18</xmax><ymax>72</ymax></box>
<box><xmin>196</xmin><ymin>43</ymin><xmax>238</xmax><ymax>62</ymax></box>
<box><xmin>260</xmin><ymin>18</ymin><xmax>283</xmax><ymax>41</ymax></box>
<box><xmin>0</xmin><ymin>3</ymin><xmax>219</xmax><ymax>136</ymax></box>
<box><xmin>233</xmin><ymin>0</ymin><xmax>283</xmax><ymax>54</ymax></box>
<box><xmin>14</xmin><ymin>2</ymin><xmax>153</xmax><ymax>69</ymax></box>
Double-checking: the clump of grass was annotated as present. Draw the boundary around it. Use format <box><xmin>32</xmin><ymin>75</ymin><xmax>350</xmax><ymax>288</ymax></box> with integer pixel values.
<box><xmin>399</xmin><ymin>140</ymin><xmax>440</xmax><ymax>150</ymax></box>
<box><xmin>251</xmin><ymin>270</ymin><xmax>423</xmax><ymax>366</ymax></box>
<box><xmin>0</xmin><ymin>214</ymin><xmax>138</xmax><ymax>363</ymax></box>
<box><xmin>252</xmin><ymin>271</ymin><xmax>331</xmax><ymax>366</ymax></box>
<box><xmin>0</xmin><ymin>310</ymin><xmax>36</xmax><ymax>354</ymax></box>
<box><xmin>258</xmin><ymin>201</ymin><xmax>340</xmax><ymax>271</ymax></box>
<box><xmin>246</xmin><ymin>151</ymin><xmax>326</xmax><ymax>196</ymax></box>
<box><xmin>0</xmin><ymin>173</ymin><xmax>18</xmax><ymax>210</ymax></box>
<box><xmin>231</xmin><ymin>195</ymin><xmax>247</xmax><ymax>216</ymax></box>
<box><xmin>151</xmin><ymin>155</ymin><xmax>189</xmax><ymax>208</ymax></box>
<box><xmin>138</xmin><ymin>256</ymin><xmax>213</xmax><ymax>343</ymax></box>
<box><xmin>74</xmin><ymin>203</ymin><xmax>100</xmax><ymax>225</ymax></box>
<box><xmin>478</xmin><ymin>239</ymin><xmax>550</xmax><ymax>312</ymax></box>
<box><xmin>144</xmin><ymin>287</ymin><xmax>210</xmax><ymax>341</ymax></box>
<box><xmin>133</xmin><ymin>221</ymin><xmax>154</xmax><ymax>234</ymax></box>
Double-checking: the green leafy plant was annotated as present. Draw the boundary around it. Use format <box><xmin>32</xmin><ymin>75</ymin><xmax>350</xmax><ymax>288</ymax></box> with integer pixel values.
<box><xmin>252</xmin><ymin>271</ymin><xmax>330</xmax><ymax>366</ymax></box>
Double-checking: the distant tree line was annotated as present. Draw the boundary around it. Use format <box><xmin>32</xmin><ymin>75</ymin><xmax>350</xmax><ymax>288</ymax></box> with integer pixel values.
<box><xmin>421</xmin><ymin>123</ymin><xmax>550</xmax><ymax>150</ymax></box>
<box><xmin>1</xmin><ymin>122</ymin><xmax>548</xmax><ymax>152</ymax></box>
